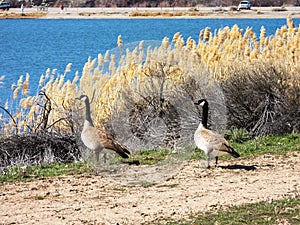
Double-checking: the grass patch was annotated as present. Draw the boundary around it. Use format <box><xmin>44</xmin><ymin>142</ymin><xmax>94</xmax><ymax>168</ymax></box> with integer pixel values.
<box><xmin>0</xmin><ymin>162</ymin><xmax>92</xmax><ymax>184</ymax></box>
<box><xmin>1</xmin><ymin>133</ymin><xmax>299</xmax><ymax>184</ymax></box>
<box><xmin>123</xmin><ymin>149</ymin><xmax>170</xmax><ymax>165</ymax></box>
<box><xmin>232</xmin><ymin>133</ymin><xmax>300</xmax><ymax>158</ymax></box>
<box><xmin>120</xmin><ymin>133</ymin><xmax>300</xmax><ymax>168</ymax></box>
<box><xmin>164</xmin><ymin>198</ymin><xmax>300</xmax><ymax>225</ymax></box>
<box><xmin>225</xmin><ymin>128</ymin><xmax>249</xmax><ymax>143</ymax></box>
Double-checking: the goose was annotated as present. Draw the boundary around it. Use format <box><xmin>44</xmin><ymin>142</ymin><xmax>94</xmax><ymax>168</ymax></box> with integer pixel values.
<box><xmin>76</xmin><ymin>94</ymin><xmax>130</xmax><ymax>162</ymax></box>
<box><xmin>194</xmin><ymin>99</ymin><xmax>240</xmax><ymax>168</ymax></box>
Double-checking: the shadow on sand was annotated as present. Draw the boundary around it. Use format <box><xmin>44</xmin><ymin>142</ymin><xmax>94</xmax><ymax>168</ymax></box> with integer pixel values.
<box><xmin>219</xmin><ymin>164</ymin><xmax>257</xmax><ymax>171</ymax></box>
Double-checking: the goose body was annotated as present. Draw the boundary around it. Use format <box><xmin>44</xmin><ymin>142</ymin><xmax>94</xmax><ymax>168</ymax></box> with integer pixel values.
<box><xmin>77</xmin><ymin>95</ymin><xmax>130</xmax><ymax>161</ymax></box>
<box><xmin>194</xmin><ymin>99</ymin><xmax>240</xmax><ymax>168</ymax></box>
<box><xmin>81</xmin><ymin>120</ymin><xmax>103</xmax><ymax>151</ymax></box>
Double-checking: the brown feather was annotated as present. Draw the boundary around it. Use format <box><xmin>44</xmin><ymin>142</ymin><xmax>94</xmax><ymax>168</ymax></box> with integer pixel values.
<box><xmin>98</xmin><ymin>129</ymin><xmax>130</xmax><ymax>158</ymax></box>
<box><xmin>199</xmin><ymin>126</ymin><xmax>240</xmax><ymax>158</ymax></box>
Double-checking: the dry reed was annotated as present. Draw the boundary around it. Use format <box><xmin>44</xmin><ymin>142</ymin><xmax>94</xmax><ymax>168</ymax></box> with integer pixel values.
<box><xmin>0</xmin><ymin>16</ymin><xmax>299</xmax><ymax>140</ymax></box>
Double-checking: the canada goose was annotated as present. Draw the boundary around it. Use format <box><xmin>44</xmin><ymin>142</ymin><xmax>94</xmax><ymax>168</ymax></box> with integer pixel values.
<box><xmin>76</xmin><ymin>94</ymin><xmax>130</xmax><ymax>162</ymax></box>
<box><xmin>194</xmin><ymin>99</ymin><xmax>240</xmax><ymax>168</ymax></box>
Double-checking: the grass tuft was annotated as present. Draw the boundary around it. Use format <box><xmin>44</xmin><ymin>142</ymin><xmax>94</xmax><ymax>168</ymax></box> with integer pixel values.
<box><xmin>225</xmin><ymin>128</ymin><xmax>249</xmax><ymax>143</ymax></box>
<box><xmin>0</xmin><ymin>162</ymin><xmax>92</xmax><ymax>184</ymax></box>
<box><xmin>190</xmin><ymin>198</ymin><xmax>300</xmax><ymax>225</ymax></box>
<box><xmin>122</xmin><ymin>149</ymin><xmax>170</xmax><ymax>165</ymax></box>
<box><xmin>159</xmin><ymin>198</ymin><xmax>300</xmax><ymax>225</ymax></box>
<box><xmin>232</xmin><ymin>133</ymin><xmax>300</xmax><ymax>157</ymax></box>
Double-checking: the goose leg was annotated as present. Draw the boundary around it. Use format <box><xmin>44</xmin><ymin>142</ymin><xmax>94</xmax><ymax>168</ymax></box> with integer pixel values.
<box><xmin>215</xmin><ymin>156</ymin><xmax>219</xmax><ymax>167</ymax></box>
<box><xmin>103</xmin><ymin>153</ymin><xmax>107</xmax><ymax>164</ymax></box>
<box><xmin>206</xmin><ymin>155</ymin><xmax>211</xmax><ymax>169</ymax></box>
<box><xmin>95</xmin><ymin>149</ymin><xmax>100</xmax><ymax>162</ymax></box>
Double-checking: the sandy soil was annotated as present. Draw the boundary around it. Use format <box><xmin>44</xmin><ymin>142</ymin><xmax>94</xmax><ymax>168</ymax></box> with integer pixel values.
<box><xmin>1</xmin><ymin>7</ymin><xmax>299</xmax><ymax>224</ymax></box>
<box><xmin>1</xmin><ymin>6</ymin><xmax>300</xmax><ymax>19</ymax></box>
<box><xmin>0</xmin><ymin>152</ymin><xmax>299</xmax><ymax>225</ymax></box>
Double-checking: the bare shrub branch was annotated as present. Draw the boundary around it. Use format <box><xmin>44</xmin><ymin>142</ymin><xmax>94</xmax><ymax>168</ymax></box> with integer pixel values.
<box><xmin>221</xmin><ymin>62</ymin><xmax>300</xmax><ymax>136</ymax></box>
<box><xmin>0</xmin><ymin>131</ymin><xmax>80</xmax><ymax>171</ymax></box>
<box><xmin>0</xmin><ymin>106</ymin><xmax>18</xmax><ymax>134</ymax></box>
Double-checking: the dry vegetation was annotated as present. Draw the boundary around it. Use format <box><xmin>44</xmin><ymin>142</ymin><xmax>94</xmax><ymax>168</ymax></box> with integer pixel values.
<box><xmin>0</xmin><ymin>16</ymin><xmax>299</xmax><ymax>168</ymax></box>
<box><xmin>0</xmin><ymin>12</ymin><xmax>46</xmax><ymax>18</ymax></box>
<box><xmin>128</xmin><ymin>10</ymin><xmax>209</xmax><ymax>17</ymax></box>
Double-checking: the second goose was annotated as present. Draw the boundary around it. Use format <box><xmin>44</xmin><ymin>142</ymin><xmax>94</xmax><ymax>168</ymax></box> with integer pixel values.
<box><xmin>194</xmin><ymin>99</ymin><xmax>240</xmax><ymax>168</ymax></box>
<box><xmin>76</xmin><ymin>94</ymin><xmax>130</xmax><ymax>162</ymax></box>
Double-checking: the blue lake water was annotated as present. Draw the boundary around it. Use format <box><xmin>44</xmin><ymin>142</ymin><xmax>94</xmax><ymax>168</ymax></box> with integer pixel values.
<box><xmin>1</xmin><ymin>18</ymin><xmax>299</xmax><ymax>104</ymax></box>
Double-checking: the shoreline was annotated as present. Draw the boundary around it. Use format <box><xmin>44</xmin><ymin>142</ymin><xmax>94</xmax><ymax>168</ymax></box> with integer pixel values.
<box><xmin>1</xmin><ymin>6</ymin><xmax>300</xmax><ymax>19</ymax></box>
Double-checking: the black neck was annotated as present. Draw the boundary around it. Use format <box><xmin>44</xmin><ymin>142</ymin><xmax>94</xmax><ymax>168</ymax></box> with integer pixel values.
<box><xmin>84</xmin><ymin>97</ymin><xmax>94</xmax><ymax>126</ymax></box>
<box><xmin>202</xmin><ymin>101</ymin><xmax>208</xmax><ymax>128</ymax></box>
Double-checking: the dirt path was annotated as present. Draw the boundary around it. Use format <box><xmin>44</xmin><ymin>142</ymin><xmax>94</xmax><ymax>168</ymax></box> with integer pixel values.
<box><xmin>1</xmin><ymin>152</ymin><xmax>299</xmax><ymax>225</ymax></box>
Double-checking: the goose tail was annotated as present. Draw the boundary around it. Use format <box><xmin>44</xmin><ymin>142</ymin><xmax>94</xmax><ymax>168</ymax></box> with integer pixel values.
<box><xmin>100</xmin><ymin>130</ymin><xmax>131</xmax><ymax>158</ymax></box>
<box><xmin>104</xmin><ymin>139</ymin><xmax>131</xmax><ymax>159</ymax></box>
<box><xmin>113</xmin><ymin>142</ymin><xmax>131</xmax><ymax>159</ymax></box>
<box><xmin>224</xmin><ymin>144</ymin><xmax>240</xmax><ymax>158</ymax></box>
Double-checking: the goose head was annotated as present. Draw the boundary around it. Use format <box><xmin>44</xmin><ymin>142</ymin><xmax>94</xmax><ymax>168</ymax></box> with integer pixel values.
<box><xmin>194</xmin><ymin>99</ymin><xmax>208</xmax><ymax>107</ymax></box>
<box><xmin>76</xmin><ymin>94</ymin><xmax>88</xmax><ymax>101</ymax></box>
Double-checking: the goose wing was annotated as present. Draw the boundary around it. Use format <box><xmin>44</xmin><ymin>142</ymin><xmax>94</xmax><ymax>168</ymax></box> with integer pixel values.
<box><xmin>217</xmin><ymin>139</ymin><xmax>240</xmax><ymax>158</ymax></box>
<box><xmin>200</xmin><ymin>129</ymin><xmax>240</xmax><ymax>158</ymax></box>
<box><xmin>98</xmin><ymin>130</ymin><xmax>131</xmax><ymax>158</ymax></box>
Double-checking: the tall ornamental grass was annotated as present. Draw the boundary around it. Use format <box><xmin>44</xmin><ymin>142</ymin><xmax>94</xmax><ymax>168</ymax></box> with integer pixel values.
<box><xmin>0</xmin><ymin>16</ymin><xmax>299</xmax><ymax>165</ymax></box>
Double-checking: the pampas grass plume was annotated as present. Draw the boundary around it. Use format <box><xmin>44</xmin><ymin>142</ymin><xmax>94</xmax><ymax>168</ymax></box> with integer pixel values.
<box><xmin>162</xmin><ymin>37</ymin><xmax>169</xmax><ymax>49</ymax></box>
<box><xmin>64</xmin><ymin>63</ymin><xmax>72</xmax><ymax>74</ymax></box>
<box><xmin>117</xmin><ymin>35</ymin><xmax>123</xmax><ymax>47</ymax></box>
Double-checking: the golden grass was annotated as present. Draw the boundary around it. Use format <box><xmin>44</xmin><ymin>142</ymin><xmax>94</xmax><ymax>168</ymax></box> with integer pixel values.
<box><xmin>0</xmin><ymin>16</ymin><xmax>299</xmax><ymax>136</ymax></box>
<box><xmin>0</xmin><ymin>12</ymin><xmax>46</xmax><ymax>18</ymax></box>
<box><xmin>128</xmin><ymin>10</ymin><xmax>208</xmax><ymax>17</ymax></box>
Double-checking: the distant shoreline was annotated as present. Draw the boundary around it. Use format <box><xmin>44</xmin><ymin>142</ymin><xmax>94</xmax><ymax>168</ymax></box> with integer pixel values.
<box><xmin>1</xmin><ymin>7</ymin><xmax>300</xmax><ymax>19</ymax></box>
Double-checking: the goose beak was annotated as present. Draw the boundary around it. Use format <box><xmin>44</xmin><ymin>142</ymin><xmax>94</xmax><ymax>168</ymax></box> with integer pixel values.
<box><xmin>75</xmin><ymin>95</ymin><xmax>83</xmax><ymax>100</ymax></box>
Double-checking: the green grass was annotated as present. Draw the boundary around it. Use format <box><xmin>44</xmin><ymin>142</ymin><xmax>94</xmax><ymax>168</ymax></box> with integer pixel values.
<box><xmin>122</xmin><ymin>148</ymin><xmax>171</xmax><ymax>165</ymax></box>
<box><xmin>0</xmin><ymin>162</ymin><xmax>93</xmax><ymax>184</ymax></box>
<box><xmin>231</xmin><ymin>133</ymin><xmax>300</xmax><ymax>157</ymax></box>
<box><xmin>163</xmin><ymin>198</ymin><xmax>300</xmax><ymax>225</ymax></box>
<box><xmin>224</xmin><ymin>128</ymin><xmax>249</xmax><ymax>143</ymax></box>
<box><xmin>1</xmin><ymin>133</ymin><xmax>299</xmax><ymax>184</ymax></box>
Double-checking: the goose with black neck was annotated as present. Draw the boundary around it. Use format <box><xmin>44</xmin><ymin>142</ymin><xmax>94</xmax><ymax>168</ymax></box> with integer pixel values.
<box><xmin>194</xmin><ymin>99</ymin><xmax>240</xmax><ymax>168</ymax></box>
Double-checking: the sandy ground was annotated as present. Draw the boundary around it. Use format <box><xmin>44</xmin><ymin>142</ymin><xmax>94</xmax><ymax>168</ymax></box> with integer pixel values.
<box><xmin>0</xmin><ymin>6</ymin><xmax>299</xmax><ymax>225</ymax></box>
<box><xmin>2</xmin><ymin>6</ymin><xmax>300</xmax><ymax>19</ymax></box>
<box><xmin>0</xmin><ymin>152</ymin><xmax>299</xmax><ymax>225</ymax></box>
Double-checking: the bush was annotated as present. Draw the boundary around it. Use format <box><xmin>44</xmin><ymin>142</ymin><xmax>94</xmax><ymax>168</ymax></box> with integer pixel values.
<box><xmin>221</xmin><ymin>62</ymin><xmax>300</xmax><ymax>137</ymax></box>
<box><xmin>0</xmin><ymin>131</ymin><xmax>81</xmax><ymax>171</ymax></box>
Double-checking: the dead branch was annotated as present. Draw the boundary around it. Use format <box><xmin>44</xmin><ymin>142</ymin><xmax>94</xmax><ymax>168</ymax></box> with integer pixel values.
<box><xmin>0</xmin><ymin>106</ymin><xmax>18</xmax><ymax>135</ymax></box>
